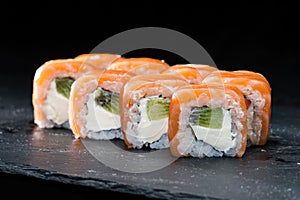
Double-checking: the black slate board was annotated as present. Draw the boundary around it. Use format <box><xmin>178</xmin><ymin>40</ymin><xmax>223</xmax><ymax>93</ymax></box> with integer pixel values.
<box><xmin>0</xmin><ymin>76</ymin><xmax>299</xmax><ymax>200</ymax></box>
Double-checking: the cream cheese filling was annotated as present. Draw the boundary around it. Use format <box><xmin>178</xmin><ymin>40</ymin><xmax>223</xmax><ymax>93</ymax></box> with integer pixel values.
<box><xmin>136</xmin><ymin>98</ymin><xmax>168</xmax><ymax>143</ymax></box>
<box><xmin>190</xmin><ymin>108</ymin><xmax>234</xmax><ymax>151</ymax></box>
<box><xmin>85</xmin><ymin>89</ymin><xmax>120</xmax><ymax>132</ymax></box>
<box><xmin>43</xmin><ymin>80</ymin><xmax>69</xmax><ymax>125</ymax></box>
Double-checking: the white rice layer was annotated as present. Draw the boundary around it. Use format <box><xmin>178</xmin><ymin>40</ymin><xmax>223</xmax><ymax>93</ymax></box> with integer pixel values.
<box><xmin>243</xmin><ymin>88</ymin><xmax>265</xmax><ymax>145</ymax></box>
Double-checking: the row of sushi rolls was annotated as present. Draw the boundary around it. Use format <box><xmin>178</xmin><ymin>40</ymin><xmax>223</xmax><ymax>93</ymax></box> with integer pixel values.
<box><xmin>32</xmin><ymin>53</ymin><xmax>271</xmax><ymax>158</ymax></box>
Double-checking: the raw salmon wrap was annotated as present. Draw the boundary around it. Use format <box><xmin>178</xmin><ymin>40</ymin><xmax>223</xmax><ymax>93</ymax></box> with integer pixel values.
<box><xmin>74</xmin><ymin>53</ymin><xmax>121</xmax><ymax>68</ymax></box>
<box><xmin>120</xmin><ymin>74</ymin><xmax>188</xmax><ymax>149</ymax></box>
<box><xmin>107</xmin><ymin>57</ymin><xmax>169</xmax><ymax>72</ymax></box>
<box><xmin>32</xmin><ymin>54</ymin><xmax>119</xmax><ymax>129</ymax></box>
<box><xmin>162</xmin><ymin>64</ymin><xmax>218</xmax><ymax>84</ymax></box>
<box><xmin>203</xmin><ymin>70</ymin><xmax>271</xmax><ymax>145</ymax></box>
<box><xmin>169</xmin><ymin>84</ymin><xmax>247</xmax><ymax>158</ymax></box>
<box><xmin>69</xmin><ymin>58</ymin><xmax>169</xmax><ymax>140</ymax></box>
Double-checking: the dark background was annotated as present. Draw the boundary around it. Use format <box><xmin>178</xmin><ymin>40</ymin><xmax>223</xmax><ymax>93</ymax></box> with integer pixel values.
<box><xmin>0</xmin><ymin>1</ymin><xmax>299</xmax><ymax>199</ymax></box>
<box><xmin>1</xmin><ymin>1</ymin><xmax>300</xmax><ymax>106</ymax></box>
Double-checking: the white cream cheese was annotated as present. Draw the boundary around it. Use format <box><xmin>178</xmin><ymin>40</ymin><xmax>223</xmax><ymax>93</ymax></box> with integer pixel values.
<box><xmin>190</xmin><ymin>108</ymin><xmax>234</xmax><ymax>151</ymax></box>
<box><xmin>136</xmin><ymin>98</ymin><xmax>168</xmax><ymax>143</ymax></box>
<box><xmin>43</xmin><ymin>80</ymin><xmax>69</xmax><ymax>125</ymax></box>
<box><xmin>85</xmin><ymin>89</ymin><xmax>120</xmax><ymax>131</ymax></box>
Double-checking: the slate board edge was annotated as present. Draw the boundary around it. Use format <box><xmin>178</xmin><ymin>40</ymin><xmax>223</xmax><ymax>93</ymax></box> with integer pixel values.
<box><xmin>0</xmin><ymin>161</ymin><xmax>223</xmax><ymax>200</ymax></box>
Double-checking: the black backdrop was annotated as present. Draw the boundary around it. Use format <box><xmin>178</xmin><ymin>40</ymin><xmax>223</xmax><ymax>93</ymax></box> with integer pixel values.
<box><xmin>2</xmin><ymin>2</ymin><xmax>300</xmax><ymax>106</ymax></box>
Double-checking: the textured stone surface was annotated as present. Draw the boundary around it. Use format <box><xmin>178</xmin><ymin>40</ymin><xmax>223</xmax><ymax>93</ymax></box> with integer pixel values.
<box><xmin>0</xmin><ymin>76</ymin><xmax>299</xmax><ymax>199</ymax></box>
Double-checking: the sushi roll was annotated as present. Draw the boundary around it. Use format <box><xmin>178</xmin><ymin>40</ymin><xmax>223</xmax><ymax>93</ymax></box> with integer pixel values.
<box><xmin>69</xmin><ymin>70</ymin><xmax>125</xmax><ymax>140</ymax></box>
<box><xmin>32</xmin><ymin>54</ymin><xmax>119</xmax><ymax>129</ymax></box>
<box><xmin>120</xmin><ymin>73</ymin><xmax>188</xmax><ymax>149</ymax></box>
<box><xmin>168</xmin><ymin>84</ymin><xmax>248</xmax><ymax>158</ymax></box>
<box><xmin>69</xmin><ymin>57</ymin><xmax>169</xmax><ymax>140</ymax></box>
<box><xmin>203</xmin><ymin>70</ymin><xmax>271</xmax><ymax>145</ymax></box>
<box><xmin>162</xmin><ymin>64</ymin><xmax>218</xmax><ymax>84</ymax></box>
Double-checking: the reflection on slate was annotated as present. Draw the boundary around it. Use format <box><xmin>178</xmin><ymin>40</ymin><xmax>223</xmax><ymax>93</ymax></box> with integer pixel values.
<box><xmin>0</xmin><ymin>98</ymin><xmax>299</xmax><ymax>199</ymax></box>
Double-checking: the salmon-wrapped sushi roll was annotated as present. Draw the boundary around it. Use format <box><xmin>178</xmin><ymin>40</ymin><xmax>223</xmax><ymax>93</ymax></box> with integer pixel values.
<box><xmin>203</xmin><ymin>70</ymin><xmax>271</xmax><ymax>145</ymax></box>
<box><xmin>169</xmin><ymin>84</ymin><xmax>247</xmax><ymax>158</ymax></box>
<box><xmin>69</xmin><ymin>70</ymin><xmax>125</xmax><ymax>140</ymax></box>
<box><xmin>162</xmin><ymin>64</ymin><xmax>217</xmax><ymax>84</ymax></box>
<box><xmin>69</xmin><ymin>58</ymin><xmax>169</xmax><ymax>140</ymax></box>
<box><xmin>120</xmin><ymin>74</ymin><xmax>188</xmax><ymax>149</ymax></box>
<box><xmin>32</xmin><ymin>54</ymin><xmax>119</xmax><ymax>129</ymax></box>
